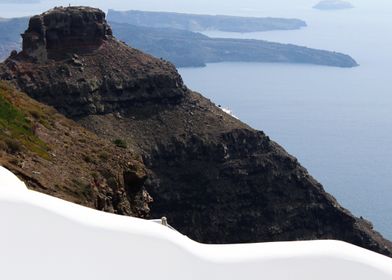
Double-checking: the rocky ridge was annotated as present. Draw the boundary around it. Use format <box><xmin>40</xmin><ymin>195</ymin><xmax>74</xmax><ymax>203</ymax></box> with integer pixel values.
<box><xmin>0</xmin><ymin>6</ymin><xmax>391</xmax><ymax>257</ymax></box>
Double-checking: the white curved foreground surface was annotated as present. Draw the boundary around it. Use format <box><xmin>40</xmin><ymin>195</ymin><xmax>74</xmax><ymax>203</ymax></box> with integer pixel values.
<box><xmin>1</xmin><ymin>166</ymin><xmax>392</xmax><ymax>280</ymax></box>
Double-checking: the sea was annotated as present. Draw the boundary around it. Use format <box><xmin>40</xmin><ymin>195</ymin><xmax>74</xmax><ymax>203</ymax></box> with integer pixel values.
<box><xmin>1</xmin><ymin>0</ymin><xmax>391</xmax><ymax>239</ymax></box>
<box><xmin>178</xmin><ymin>3</ymin><xmax>392</xmax><ymax>239</ymax></box>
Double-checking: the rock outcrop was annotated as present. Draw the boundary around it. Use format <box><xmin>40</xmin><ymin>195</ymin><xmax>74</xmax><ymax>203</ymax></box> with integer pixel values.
<box><xmin>1</xmin><ymin>7</ymin><xmax>185</xmax><ymax>117</ymax></box>
<box><xmin>21</xmin><ymin>7</ymin><xmax>112</xmax><ymax>62</ymax></box>
<box><xmin>1</xmin><ymin>6</ymin><xmax>391</xmax><ymax>257</ymax></box>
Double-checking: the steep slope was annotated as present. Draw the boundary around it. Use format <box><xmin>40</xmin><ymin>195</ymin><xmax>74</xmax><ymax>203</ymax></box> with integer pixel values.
<box><xmin>0</xmin><ymin>81</ymin><xmax>152</xmax><ymax>217</ymax></box>
<box><xmin>1</xmin><ymin>6</ymin><xmax>391</xmax><ymax>257</ymax></box>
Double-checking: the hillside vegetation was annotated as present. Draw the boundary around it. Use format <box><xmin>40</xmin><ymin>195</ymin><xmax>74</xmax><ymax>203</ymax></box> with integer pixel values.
<box><xmin>0</xmin><ymin>81</ymin><xmax>152</xmax><ymax>217</ymax></box>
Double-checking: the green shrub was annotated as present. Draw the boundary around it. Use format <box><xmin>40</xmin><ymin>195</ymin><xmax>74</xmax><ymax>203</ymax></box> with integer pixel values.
<box><xmin>113</xmin><ymin>139</ymin><xmax>127</xmax><ymax>148</ymax></box>
<box><xmin>0</xmin><ymin>86</ymin><xmax>49</xmax><ymax>159</ymax></box>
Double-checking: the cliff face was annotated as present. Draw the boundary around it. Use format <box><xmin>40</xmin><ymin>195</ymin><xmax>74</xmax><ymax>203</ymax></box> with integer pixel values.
<box><xmin>79</xmin><ymin>92</ymin><xmax>392</xmax><ymax>256</ymax></box>
<box><xmin>0</xmin><ymin>81</ymin><xmax>152</xmax><ymax>217</ymax></box>
<box><xmin>22</xmin><ymin>7</ymin><xmax>112</xmax><ymax>61</ymax></box>
<box><xmin>2</xmin><ymin>7</ymin><xmax>185</xmax><ymax>117</ymax></box>
<box><xmin>1</xmin><ymin>6</ymin><xmax>391</xmax><ymax>257</ymax></box>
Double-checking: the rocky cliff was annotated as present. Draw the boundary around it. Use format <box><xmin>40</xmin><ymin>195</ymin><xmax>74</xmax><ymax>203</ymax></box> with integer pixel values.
<box><xmin>1</xmin><ymin>7</ymin><xmax>185</xmax><ymax>117</ymax></box>
<box><xmin>21</xmin><ymin>7</ymin><xmax>112</xmax><ymax>61</ymax></box>
<box><xmin>0</xmin><ymin>81</ymin><xmax>152</xmax><ymax>217</ymax></box>
<box><xmin>1</xmin><ymin>6</ymin><xmax>391</xmax><ymax>257</ymax></box>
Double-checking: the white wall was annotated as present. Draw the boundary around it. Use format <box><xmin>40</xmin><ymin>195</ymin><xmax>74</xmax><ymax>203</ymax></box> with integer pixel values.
<box><xmin>1</xmin><ymin>166</ymin><xmax>392</xmax><ymax>280</ymax></box>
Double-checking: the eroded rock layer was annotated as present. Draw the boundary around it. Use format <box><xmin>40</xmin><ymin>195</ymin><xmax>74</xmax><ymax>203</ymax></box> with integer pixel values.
<box><xmin>22</xmin><ymin>7</ymin><xmax>112</xmax><ymax>61</ymax></box>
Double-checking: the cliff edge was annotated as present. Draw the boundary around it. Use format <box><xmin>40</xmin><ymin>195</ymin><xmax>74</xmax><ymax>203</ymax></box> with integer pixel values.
<box><xmin>0</xmin><ymin>6</ymin><xmax>391</xmax><ymax>257</ymax></box>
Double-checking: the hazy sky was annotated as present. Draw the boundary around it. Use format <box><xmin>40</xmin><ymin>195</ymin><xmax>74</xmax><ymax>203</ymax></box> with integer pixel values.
<box><xmin>1</xmin><ymin>0</ymin><xmax>391</xmax><ymax>18</ymax></box>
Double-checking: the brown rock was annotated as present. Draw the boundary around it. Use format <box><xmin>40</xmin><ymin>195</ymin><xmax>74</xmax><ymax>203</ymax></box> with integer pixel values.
<box><xmin>21</xmin><ymin>6</ymin><xmax>112</xmax><ymax>62</ymax></box>
<box><xmin>0</xmin><ymin>81</ymin><xmax>152</xmax><ymax>218</ymax></box>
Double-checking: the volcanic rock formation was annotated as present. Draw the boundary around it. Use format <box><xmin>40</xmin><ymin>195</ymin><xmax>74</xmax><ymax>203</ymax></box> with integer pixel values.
<box><xmin>1</xmin><ymin>6</ymin><xmax>391</xmax><ymax>257</ymax></box>
<box><xmin>21</xmin><ymin>7</ymin><xmax>112</xmax><ymax>62</ymax></box>
<box><xmin>1</xmin><ymin>7</ymin><xmax>185</xmax><ymax>117</ymax></box>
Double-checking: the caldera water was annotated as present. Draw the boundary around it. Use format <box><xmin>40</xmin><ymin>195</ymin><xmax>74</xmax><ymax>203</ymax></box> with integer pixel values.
<box><xmin>179</xmin><ymin>3</ymin><xmax>392</xmax><ymax>239</ymax></box>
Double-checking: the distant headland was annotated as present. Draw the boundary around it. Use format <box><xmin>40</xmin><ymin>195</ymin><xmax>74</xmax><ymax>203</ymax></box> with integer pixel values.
<box><xmin>313</xmin><ymin>0</ymin><xmax>354</xmax><ymax>10</ymax></box>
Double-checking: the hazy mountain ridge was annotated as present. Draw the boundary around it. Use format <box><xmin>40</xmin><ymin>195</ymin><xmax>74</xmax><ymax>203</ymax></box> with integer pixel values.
<box><xmin>107</xmin><ymin>9</ymin><xmax>307</xmax><ymax>33</ymax></box>
<box><xmin>111</xmin><ymin>21</ymin><xmax>358</xmax><ymax>68</ymax></box>
<box><xmin>0</xmin><ymin>17</ymin><xmax>28</xmax><ymax>61</ymax></box>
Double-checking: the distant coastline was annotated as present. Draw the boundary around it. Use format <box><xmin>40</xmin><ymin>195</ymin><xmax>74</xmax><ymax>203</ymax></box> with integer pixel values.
<box><xmin>107</xmin><ymin>9</ymin><xmax>307</xmax><ymax>33</ymax></box>
<box><xmin>0</xmin><ymin>14</ymin><xmax>358</xmax><ymax>68</ymax></box>
<box><xmin>313</xmin><ymin>0</ymin><xmax>354</xmax><ymax>10</ymax></box>
<box><xmin>110</xmin><ymin>21</ymin><xmax>358</xmax><ymax>68</ymax></box>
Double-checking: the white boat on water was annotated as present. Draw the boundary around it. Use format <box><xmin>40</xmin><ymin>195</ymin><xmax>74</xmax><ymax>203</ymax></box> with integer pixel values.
<box><xmin>1</xmin><ymin>166</ymin><xmax>391</xmax><ymax>280</ymax></box>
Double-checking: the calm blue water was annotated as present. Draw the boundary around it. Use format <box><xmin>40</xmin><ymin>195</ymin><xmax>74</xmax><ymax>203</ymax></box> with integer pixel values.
<box><xmin>179</xmin><ymin>6</ymin><xmax>392</xmax><ymax>239</ymax></box>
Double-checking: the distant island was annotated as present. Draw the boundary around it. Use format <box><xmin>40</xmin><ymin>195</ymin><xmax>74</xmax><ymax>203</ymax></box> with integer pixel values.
<box><xmin>0</xmin><ymin>15</ymin><xmax>358</xmax><ymax>68</ymax></box>
<box><xmin>111</xmin><ymin>22</ymin><xmax>358</xmax><ymax>68</ymax></box>
<box><xmin>107</xmin><ymin>9</ymin><xmax>307</xmax><ymax>33</ymax></box>
<box><xmin>313</xmin><ymin>0</ymin><xmax>354</xmax><ymax>10</ymax></box>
